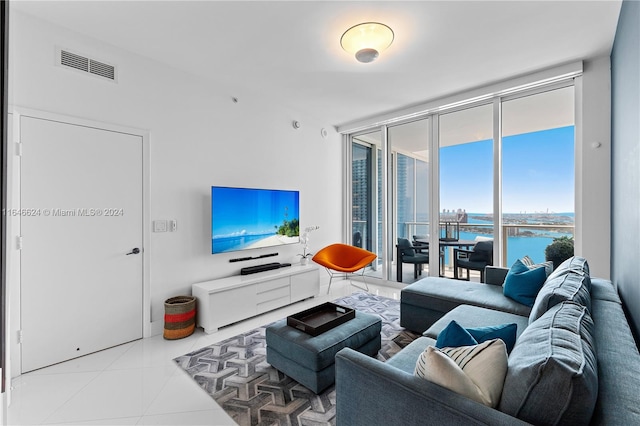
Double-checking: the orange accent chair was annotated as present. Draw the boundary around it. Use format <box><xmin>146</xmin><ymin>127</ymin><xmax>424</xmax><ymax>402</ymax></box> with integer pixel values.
<box><xmin>312</xmin><ymin>243</ymin><xmax>377</xmax><ymax>294</ymax></box>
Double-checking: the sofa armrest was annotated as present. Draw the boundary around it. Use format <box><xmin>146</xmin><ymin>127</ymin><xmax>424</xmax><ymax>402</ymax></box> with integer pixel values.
<box><xmin>335</xmin><ymin>348</ymin><xmax>530</xmax><ymax>426</ymax></box>
<box><xmin>485</xmin><ymin>266</ymin><xmax>509</xmax><ymax>285</ymax></box>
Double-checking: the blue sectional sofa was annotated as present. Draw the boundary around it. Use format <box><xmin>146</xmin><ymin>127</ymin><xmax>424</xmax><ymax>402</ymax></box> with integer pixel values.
<box><xmin>335</xmin><ymin>257</ymin><xmax>640</xmax><ymax>425</ymax></box>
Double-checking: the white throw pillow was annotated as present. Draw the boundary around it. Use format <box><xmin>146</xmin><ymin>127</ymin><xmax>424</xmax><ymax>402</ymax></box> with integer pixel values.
<box><xmin>414</xmin><ymin>339</ymin><xmax>508</xmax><ymax>407</ymax></box>
<box><xmin>522</xmin><ymin>255</ymin><xmax>554</xmax><ymax>277</ymax></box>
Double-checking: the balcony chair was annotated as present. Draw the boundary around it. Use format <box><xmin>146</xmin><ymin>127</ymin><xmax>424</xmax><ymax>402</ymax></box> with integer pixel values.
<box><xmin>413</xmin><ymin>235</ymin><xmax>446</xmax><ymax>275</ymax></box>
<box><xmin>411</xmin><ymin>235</ymin><xmax>429</xmax><ymax>254</ymax></box>
<box><xmin>312</xmin><ymin>243</ymin><xmax>377</xmax><ymax>294</ymax></box>
<box><xmin>453</xmin><ymin>240</ymin><xmax>493</xmax><ymax>282</ymax></box>
<box><xmin>396</xmin><ymin>238</ymin><xmax>430</xmax><ymax>282</ymax></box>
<box><xmin>353</xmin><ymin>231</ymin><xmax>363</xmax><ymax>248</ymax></box>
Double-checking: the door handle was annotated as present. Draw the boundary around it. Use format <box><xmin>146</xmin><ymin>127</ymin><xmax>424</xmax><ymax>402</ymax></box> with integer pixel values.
<box><xmin>126</xmin><ymin>248</ymin><xmax>141</xmax><ymax>255</ymax></box>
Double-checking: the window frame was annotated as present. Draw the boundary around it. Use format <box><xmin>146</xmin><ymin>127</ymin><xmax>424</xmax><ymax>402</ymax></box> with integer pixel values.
<box><xmin>344</xmin><ymin>76</ymin><xmax>578</xmax><ymax>277</ymax></box>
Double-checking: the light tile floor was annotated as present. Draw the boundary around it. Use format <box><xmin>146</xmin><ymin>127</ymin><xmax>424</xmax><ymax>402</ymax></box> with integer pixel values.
<box><xmin>7</xmin><ymin>277</ymin><xmax>406</xmax><ymax>425</ymax></box>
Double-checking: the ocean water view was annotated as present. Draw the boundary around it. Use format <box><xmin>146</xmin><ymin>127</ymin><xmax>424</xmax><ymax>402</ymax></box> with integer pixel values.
<box><xmin>212</xmin><ymin>233</ymin><xmax>275</xmax><ymax>253</ymax></box>
<box><xmin>433</xmin><ymin>125</ymin><xmax>576</xmax><ymax>267</ymax></box>
<box><xmin>456</xmin><ymin>212</ymin><xmax>573</xmax><ymax>266</ymax></box>
<box><xmin>457</xmin><ymin>231</ymin><xmax>564</xmax><ymax>266</ymax></box>
<box><xmin>406</xmin><ymin>212</ymin><xmax>575</xmax><ymax>267</ymax></box>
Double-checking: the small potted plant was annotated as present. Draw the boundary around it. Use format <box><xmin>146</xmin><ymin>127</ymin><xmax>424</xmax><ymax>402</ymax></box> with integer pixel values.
<box><xmin>298</xmin><ymin>226</ymin><xmax>319</xmax><ymax>265</ymax></box>
<box><xmin>544</xmin><ymin>236</ymin><xmax>574</xmax><ymax>270</ymax></box>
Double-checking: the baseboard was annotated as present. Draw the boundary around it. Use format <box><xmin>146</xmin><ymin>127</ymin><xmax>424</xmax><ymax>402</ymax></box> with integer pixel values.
<box><xmin>149</xmin><ymin>320</ymin><xmax>164</xmax><ymax>337</ymax></box>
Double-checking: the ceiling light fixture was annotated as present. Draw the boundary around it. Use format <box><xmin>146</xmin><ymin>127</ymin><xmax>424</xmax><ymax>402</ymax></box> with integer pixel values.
<box><xmin>340</xmin><ymin>22</ymin><xmax>394</xmax><ymax>63</ymax></box>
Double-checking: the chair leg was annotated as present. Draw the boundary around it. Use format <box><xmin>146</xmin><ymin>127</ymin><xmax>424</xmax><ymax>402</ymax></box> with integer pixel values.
<box><xmin>454</xmin><ymin>264</ymin><xmax>459</xmax><ymax>279</ymax></box>
<box><xmin>325</xmin><ymin>268</ymin><xmax>370</xmax><ymax>293</ymax></box>
<box><xmin>350</xmin><ymin>269</ymin><xmax>370</xmax><ymax>292</ymax></box>
<box><xmin>397</xmin><ymin>261</ymin><xmax>402</xmax><ymax>282</ymax></box>
<box><xmin>325</xmin><ymin>268</ymin><xmax>340</xmax><ymax>294</ymax></box>
<box><xmin>465</xmin><ymin>268</ymin><xmax>470</xmax><ymax>281</ymax></box>
<box><xmin>326</xmin><ymin>274</ymin><xmax>334</xmax><ymax>294</ymax></box>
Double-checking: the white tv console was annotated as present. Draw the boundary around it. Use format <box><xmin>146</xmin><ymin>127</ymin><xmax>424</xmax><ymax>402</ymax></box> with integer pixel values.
<box><xmin>192</xmin><ymin>264</ymin><xmax>320</xmax><ymax>334</ymax></box>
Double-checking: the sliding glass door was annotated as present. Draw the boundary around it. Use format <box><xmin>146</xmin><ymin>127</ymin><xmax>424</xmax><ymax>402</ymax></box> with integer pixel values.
<box><xmin>439</xmin><ymin>104</ymin><xmax>494</xmax><ymax>278</ymax></box>
<box><xmin>352</xmin><ymin>131</ymin><xmax>382</xmax><ymax>270</ymax></box>
<box><xmin>388</xmin><ymin>118</ymin><xmax>431</xmax><ymax>281</ymax></box>
<box><xmin>501</xmin><ymin>86</ymin><xmax>575</xmax><ymax>265</ymax></box>
<box><xmin>346</xmin><ymin>81</ymin><xmax>576</xmax><ymax>283</ymax></box>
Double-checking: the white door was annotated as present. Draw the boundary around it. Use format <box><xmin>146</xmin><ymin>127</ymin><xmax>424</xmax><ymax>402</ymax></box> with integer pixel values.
<box><xmin>20</xmin><ymin>116</ymin><xmax>143</xmax><ymax>372</ymax></box>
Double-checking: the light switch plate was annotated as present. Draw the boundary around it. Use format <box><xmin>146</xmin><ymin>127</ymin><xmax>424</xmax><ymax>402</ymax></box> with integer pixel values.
<box><xmin>153</xmin><ymin>220</ymin><xmax>168</xmax><ymax>232</ymax></box>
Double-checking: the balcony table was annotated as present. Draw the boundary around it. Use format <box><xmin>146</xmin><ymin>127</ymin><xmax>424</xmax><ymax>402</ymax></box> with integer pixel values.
<box><xmin>414</xmin><ymin>238</ymin><xmax>477</xmax><ymax>276</ymax></box>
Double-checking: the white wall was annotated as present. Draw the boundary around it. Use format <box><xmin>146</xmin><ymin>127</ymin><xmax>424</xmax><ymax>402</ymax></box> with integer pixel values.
<box><xmin>575</xmin><ymin>56</ymin><xmax>612</xmax><ymax>279</ymax></box>
<box><xmin>8</xmin><ymin>11</ymin><xmax>343</xmax><ymax>351</ymax></box>
<box><xmin>611</xmin><ymin>0</ymin><xmax>640</xmax><ymax>337</ymax></box>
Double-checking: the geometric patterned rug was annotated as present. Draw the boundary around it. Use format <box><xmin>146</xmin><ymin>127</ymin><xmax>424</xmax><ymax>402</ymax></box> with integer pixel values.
<box><xmin>173</xmin><ymin>291</ymin><xmax>420</xmax><ymax>425</ymax></box>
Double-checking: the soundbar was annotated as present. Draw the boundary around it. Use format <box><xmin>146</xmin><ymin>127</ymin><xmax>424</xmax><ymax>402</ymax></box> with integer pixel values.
<box><xmin>229</xmin><ymin>252</ymin><xmax>278</xmax><ymax>263</ymax></box>
<box><xmin>240</xmin><ymin>262</ymin><xmax>288</xmax><ymax>275</ymax></box>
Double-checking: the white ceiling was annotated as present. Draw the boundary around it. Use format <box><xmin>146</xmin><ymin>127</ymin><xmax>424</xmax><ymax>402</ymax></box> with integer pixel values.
<box><xmin>11</xmin><ymin>0</ymin><xmax>622</xmax><ymax>128</ymax></box>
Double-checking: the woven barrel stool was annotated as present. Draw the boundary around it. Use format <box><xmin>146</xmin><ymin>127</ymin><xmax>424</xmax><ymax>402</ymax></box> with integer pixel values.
<box><xmin>164</xmin><ymin>296</ymin><xmax>196</xmax><ymax>339</ymax></box>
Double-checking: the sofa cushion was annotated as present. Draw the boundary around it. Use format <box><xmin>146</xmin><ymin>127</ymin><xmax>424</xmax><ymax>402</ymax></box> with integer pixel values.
<box><xmin>385</xmin><ymin>336</ymin><xmax>435</xmax><ymax>374</ymax></box>
<box><xmin>590</xmin><ymin>298</ymin><xmax>640</xmax><ymax>425</ymax></box>
<box><xmin>424</xmin><ymin>305</ymin><xmax>529</xmax><ymax>342</ymax></box>
<box><xmin>415</xmin><ymin>339</ymin><xmax>508</xmax><ymax>407</ymax></box>
<box><xmin>435</xmin><ymin>319</ymin><xmax>517</xmax><ymax>354</ymax></box>
<box><xmin>499</xmin><ymin>301</ymin><xmax>598</xmax><ymax>425</ymax></box>
<box><xmin>590</xmin><ymin>277</ymin><xmax>622</xmax><ymax>303</ymax></box>
<box><xmin>503</xmin><ymin>259</ymin><xmax>547</xmax><ymax>306</ymax></box>
<box><xmin>529</xmin><ymin>272</ymin><xmax>592</xmax><ymax>324</ymax></box>
<box><xmin>546</xmin><ymin>256</ymin><xmax>591</xmax><ymax>286</ymax></box>
<box><xmin>402</xmin><ymin>277</ymin><xmax>532</xmax><ymax>318</ymax></box>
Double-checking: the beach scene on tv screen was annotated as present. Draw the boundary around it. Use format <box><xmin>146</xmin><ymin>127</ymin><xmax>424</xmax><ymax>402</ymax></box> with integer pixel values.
<box><xmin>211</xmin><ymin>187</ymin><xmax>300</xmax><ymax>254</ymax></box>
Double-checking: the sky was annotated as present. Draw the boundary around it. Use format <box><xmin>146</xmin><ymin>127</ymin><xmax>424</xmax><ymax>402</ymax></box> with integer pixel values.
<box><xmin>211</xmin><ymin>187</ymin><xmax>299</xmax><ymax>236</ymax></box>
<box><xmin>439</xmin><ymin>126</ymin><xmax>575</xmax><ymax>213</ymax></box>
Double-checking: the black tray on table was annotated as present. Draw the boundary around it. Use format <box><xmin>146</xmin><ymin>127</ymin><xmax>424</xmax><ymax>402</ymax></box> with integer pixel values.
<box><xmin>287</xmin><ymin>302</ymin><xmax>355</xmax><ymax>336</ymax></box>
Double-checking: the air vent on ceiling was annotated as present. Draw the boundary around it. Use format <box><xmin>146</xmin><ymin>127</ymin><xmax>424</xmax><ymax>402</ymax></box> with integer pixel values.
<box><xmin>58</xmin><ymin>48</ymin><xmax>117</xmax><ymax>82</ymax></box>
<box><xmin>89</xmin><ymin>59</ymin><xmax>115</xmax><ymax>80</ymax></box>
<box><xmin>60</xmin><ymin>50</ymin><xmax>89</xmax><ymax>72</ymax></box>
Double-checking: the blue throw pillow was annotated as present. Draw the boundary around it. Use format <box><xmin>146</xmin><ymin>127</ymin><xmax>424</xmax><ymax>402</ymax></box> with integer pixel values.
<box><xmin>467</xmin><ymin>323</ymin><xmax>518</xmax><ymax>354</ymax></box>
<box><xmin>503</xmin><ymin>259</ymin><xmax>547</xmax><ymax>307</ymax></box>
<box><xmin>435</xmin><ymin>320</ymin><xmax>477</xmax><ymax>348</ymax></box>
<box><xmin>436</xmin><ymin>321</ymin><xmax>518</xmax><ymax>354</ymax></box>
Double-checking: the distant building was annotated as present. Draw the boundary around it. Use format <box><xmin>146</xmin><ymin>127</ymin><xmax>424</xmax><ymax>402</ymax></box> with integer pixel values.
<box><xmin>441</xmin><ymin>208</ymin><xmax>468</xmax><ymax>223</ymax></box>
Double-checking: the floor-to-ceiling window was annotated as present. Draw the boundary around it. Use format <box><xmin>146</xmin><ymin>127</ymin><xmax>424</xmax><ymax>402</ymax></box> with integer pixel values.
<box><xmin>346</xmin><ymin>78</ymin><xmax>576</xmax><ymax>283</ymax></box>
<box><xmin>352</xmin><ymin>142</ymin><xmax>372</xmax><ymax>249</ymax></box>
<box><xmin>395</xmin><ymin>153</ymin><xmax>415</xmax><ymax>240</ymax></box>
<box><xmin>388</xmin><ymin>118</ymin><xmax>430</xmax><ymax>281</ymax></box>
<box><xmin>351</xmin><ymin>131</ymin><xmax>382</xmax><ymax>271</ymax></box>
<box><xmin>501</xmin><ymin>86</ymin><xmax>575</xmax><ymax>265</ymax></box>
<box><xmin>439</xmin><ymin>104</ymin><xmax>494</xmax><ymax>277</ymax></box>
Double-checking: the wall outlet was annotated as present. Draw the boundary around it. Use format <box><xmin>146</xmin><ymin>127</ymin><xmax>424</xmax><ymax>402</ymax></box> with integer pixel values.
<box><xmin>170</xmin><ymin>220</ymin><xmax>177</xmax><ymax>232</ymax></box>
<box><xmin>153</xmin><ymin>220</ymin><xmax>168</xmax><ymax>232</ymax></box>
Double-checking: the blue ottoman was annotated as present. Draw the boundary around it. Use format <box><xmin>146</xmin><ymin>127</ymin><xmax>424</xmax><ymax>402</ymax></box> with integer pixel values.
<box><xmin>266</xmin><ymin>310</ymin><xmax>382</xmax><ymax>393</ymax></box>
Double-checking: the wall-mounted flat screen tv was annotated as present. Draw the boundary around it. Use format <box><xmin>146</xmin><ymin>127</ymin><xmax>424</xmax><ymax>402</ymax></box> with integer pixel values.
<box><xmin>211</xmin><ymin>186</ymin><xmax>300</xmax><ymax>254</ymax></box>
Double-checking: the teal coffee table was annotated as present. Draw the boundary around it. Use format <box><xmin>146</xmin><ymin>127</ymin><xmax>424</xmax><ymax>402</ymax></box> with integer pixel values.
<box><xmin>266</xmin><ymin>309</ymin><xmax>382</xmax><ymax>393</ymax></box>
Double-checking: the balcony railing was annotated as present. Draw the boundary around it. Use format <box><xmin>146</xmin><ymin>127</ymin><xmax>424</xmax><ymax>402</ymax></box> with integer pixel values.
<box><xmin>403</xmin><ymin>221</ymin><xmax>574</xmax><ymax>268</ymax></box>
<box><xmin>351</xmin><ymin>220</ymin><xmax>574</xmax><ymax>279</ymax></box>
